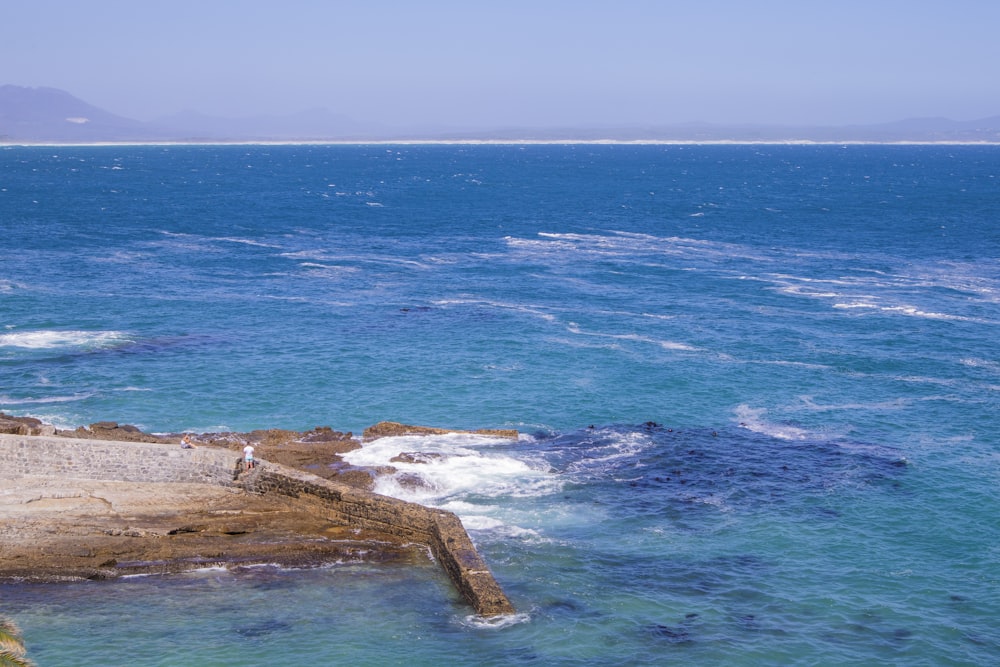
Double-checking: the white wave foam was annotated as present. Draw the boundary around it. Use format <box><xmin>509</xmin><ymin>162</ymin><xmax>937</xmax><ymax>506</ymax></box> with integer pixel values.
<box><xmin>0</xmin><ymin>330</ymin><xmax>131</xmax><ymax>350</ymax></box>
<box><xmin>342</xmin><ymin>433</ymin><xmax>560</xmax><ymax>510</ymax></box>
<box><xmin>433</xmin><ymin>298</ymin><xmax>558</xmax><ymax>323</ymax></box>
<box><xmin>961</xmin><ymin>357</ymin><xmax>1000</xmax><ymax>373</ymax></box>
<box><xmin>298</xmin><ymin>262</ymin><xmax>360</xmax><ymax>275</ymax></box>
<box><xmin>564</xmin><ymin>430</ymin><xmax>656</xmax><ymax>474</ymax></box>
<box><xmin>0</xmin><ymin>393</ymin><xmax>93</xmax><ymax>405</ymax></box>
<box><xmin>833</xmin><ymin>301</ymin><xmax>880</xmax><ymax>310</ymax></box>
<box><xmin>156</xmin><ymin>231</ymin><xmax>282</xmax><ymax>250</ymax></box>
<box><xmin>734</xmin><ymin>404</ymin><xmax>809</xmax><ymax>441</ymax></box>
<box><xmin>210</xmin><ymin>237</ymin><xmax>283</xmax><ymax>249</ymax></box>
<box><xmin>833</xmin><ymin>302</ymin><xmax>986</xmax><ymax>323</ymax></box>
<box><xmin>461</xmin><ymin>611</ymin><xmax>532</xmax><ymax>629</ymax></box>
<box><xmin>564</xmin><ymin>322</ymin><xmax>698</xmax><ymax>352</ymax></box>
<box><xmin>507</xmin><ymin>230</ymin><xmax>775</xmax><ymax>264</ymax></box>
<box><xmin>798</xmin><ymin>395</ymin><xmax>907</xmax><ymax>412</ymax></box>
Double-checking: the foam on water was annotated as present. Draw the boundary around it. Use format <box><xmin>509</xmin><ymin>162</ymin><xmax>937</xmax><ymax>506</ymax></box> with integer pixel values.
<box><xmin>0</xmin><ymin>392</ymin><xmax>94</xmax><ymax>405</ymax></box>
<box><xmin>733</xmin><ymin>404</ymin><xmax>810</xmax><ymax>441</ymax></box>
<box><xmin>0</xmin><ymin>329</ymin><xmax>131</xmax><ymax>350</ymax></box>
<box><xmin>342</xmin><ymin>434</ymin><xmax>560</xmax><ymax>510</ymax></box>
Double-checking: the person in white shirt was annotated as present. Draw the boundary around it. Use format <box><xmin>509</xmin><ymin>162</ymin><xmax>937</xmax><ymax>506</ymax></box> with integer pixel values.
<box><xmin>243</xmin><ymin>443</ymin><xmax>255</xmax><ymax>470</ymax></box>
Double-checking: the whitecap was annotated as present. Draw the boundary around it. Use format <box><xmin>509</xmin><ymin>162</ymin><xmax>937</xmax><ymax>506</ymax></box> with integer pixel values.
<box><xmin>0</xmin><ymin>330</ymin><xmax>130</xmax><ymax>350</ymax></box>
<box><xmin>460</xmin><ymin>612</ymin><xmax>532</xmax><ymax>630</ymax></box>
<box><xmin>833</xmin><ymin>302</ymin><xmax>880</xmax><ymax>310</ymax></box>
<box><xmin>564</xmin><ymin>323</ymin><xmax>698</xmax><ymax>352</ymax></box>
<box><xmin>960</xmin><ymin>357</ymin><xmax>1000</xmax><ymax>373</ymax></box>
<box><xmin>734</xmin><ymin>404</ymin><xmax>809</xmax><ymax>441</ymax></box>
<box><xmin>835</xmin><ymin>302</ymin><xmax>990</xmax><ymax>323</ymax></box>
<box><xmin>342</xmin><ymin>433</ymin><xmax>560</xmax><ymax>509</ymax></box>
<box><xmin>0</xmin><ymin>393</ymin><xmax>94</xmax><ymax>405</ymax></box>
<box><xmin>210</xmin><ymin>237</ymin><xmax>283</xmax><ymax>249</ymax></box>
<box><xmin>798</xmin><ymin>395</ymin><xmax>907</xmax><ymax>412</ymax></box>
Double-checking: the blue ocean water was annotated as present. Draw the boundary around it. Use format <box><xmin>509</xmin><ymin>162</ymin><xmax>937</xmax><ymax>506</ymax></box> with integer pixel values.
<box><xmin>1</xmin><ymin>143</ymin><xmax>999</xmax><ymax>665</ymax></box>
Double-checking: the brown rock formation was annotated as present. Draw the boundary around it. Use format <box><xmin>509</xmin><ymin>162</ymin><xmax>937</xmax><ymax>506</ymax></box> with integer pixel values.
<box><xmin>1</xmin><ymin>415</ymin><xmax>520</xmax><ymax>615</ymax></box>
<box><xmin>0</xmin><ymin>477</ymin><xmax>426</xmax><ymax>582</ymax></box>
<box><xmin>0</xmin><ymin>412</ymin><xmax>55</xmax><ymax>436</ymax></box>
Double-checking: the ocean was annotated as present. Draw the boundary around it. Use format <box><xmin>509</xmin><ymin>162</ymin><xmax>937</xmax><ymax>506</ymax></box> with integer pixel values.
<box><xmin>1</xmin><ymin>143</ymin><xmax>998</xmax><ymax>665</ymax></box>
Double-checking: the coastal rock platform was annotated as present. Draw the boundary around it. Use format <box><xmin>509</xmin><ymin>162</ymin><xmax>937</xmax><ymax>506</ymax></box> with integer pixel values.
<box><xmin>0</xmin><ymin>477</ymin><xmax>424</xmax><ymax>581</ymax></box>
<box><xmin>0</xmin><ymin>416</ymin><xmax>518</xmax><ymax>616</ymax></box>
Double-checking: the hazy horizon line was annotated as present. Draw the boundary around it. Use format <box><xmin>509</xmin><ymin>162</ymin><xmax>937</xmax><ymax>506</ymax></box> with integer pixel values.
<box><xmin>4</xmin><ymin>139</ymin><xmax>1000</xmax><ymax>148</ymax></box>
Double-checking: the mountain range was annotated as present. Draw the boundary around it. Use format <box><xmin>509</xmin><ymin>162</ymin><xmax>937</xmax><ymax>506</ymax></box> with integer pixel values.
<box><xmin>2</xmin><ymin>84</ymin><xmax>999</xmax><ymax>144</ymax></box>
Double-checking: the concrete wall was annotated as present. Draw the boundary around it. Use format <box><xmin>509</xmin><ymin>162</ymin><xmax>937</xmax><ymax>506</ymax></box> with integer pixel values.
<box><xmin>0</xmin><ymin>434</ymin><xmax>240</xmax><ymax>485</ymax></box>
<box><xmin>0</xmin><ymin>434</ymin><xmax>515</xmax><ymax>617</ymax></box>
<box><xmin>245</xmin><ymin>463</ymin><xmax>515</xmax><ymax>616</ymax></box>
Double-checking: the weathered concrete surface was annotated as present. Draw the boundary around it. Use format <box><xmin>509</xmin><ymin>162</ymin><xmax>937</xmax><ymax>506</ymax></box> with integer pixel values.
<box><xmin>0</xmin><ymin>434</ymin><xmax>515</xmax><ymax>616</ymax></box>
<box><xmin>363</xmin><ymin>421</ymin><xmax>519</xmax><ymax>442</ymax></box>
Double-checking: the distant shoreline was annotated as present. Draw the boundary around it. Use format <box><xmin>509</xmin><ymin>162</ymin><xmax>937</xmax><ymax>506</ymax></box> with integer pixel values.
<box><xmin>4</xmin><ymin>139</ymin><xmax>1000</xmax><ymax>148</ymax></box>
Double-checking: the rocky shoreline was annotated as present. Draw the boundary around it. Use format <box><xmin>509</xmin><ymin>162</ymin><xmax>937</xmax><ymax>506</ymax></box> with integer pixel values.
<box><xmin>0</xmin><ymin>413</ymin><xmax>518</xmax><ymax>590</ymax></box>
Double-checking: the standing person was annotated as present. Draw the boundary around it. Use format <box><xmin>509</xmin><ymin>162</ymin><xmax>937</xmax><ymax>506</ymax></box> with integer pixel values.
<box><xmin>243</xmin><ymin>443</ymin><xmax>255</xmax><ymax>470</ymax></box>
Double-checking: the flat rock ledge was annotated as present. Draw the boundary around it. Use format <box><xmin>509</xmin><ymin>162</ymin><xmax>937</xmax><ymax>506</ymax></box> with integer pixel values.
<box><xmin>0</xmin><ymin>477</ymin><xmax>423</xmax><ymax>582</ymax></box>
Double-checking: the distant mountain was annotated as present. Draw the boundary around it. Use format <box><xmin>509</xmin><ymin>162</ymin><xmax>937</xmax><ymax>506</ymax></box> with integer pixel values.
<box><xmin>0</xmin><ymin>85</ymin><xmax>167</xmax><ymax>142</ymax></box>
<box><xmin>2</xmin><ymin>84</ymin><xmax>999</xmax><ymax>144</ymax></box>
<box><xmin>0</xmin><ymin>85</ymin><xmax>379</xmax><ymax>143</ymax></box>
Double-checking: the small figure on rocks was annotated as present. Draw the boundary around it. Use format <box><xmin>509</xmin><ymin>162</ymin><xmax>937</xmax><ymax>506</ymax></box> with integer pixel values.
<box><xmin>181</xmin><ymin>435</ymin><xmax>195</xmax><ymax>449</ymax></box>
<box><xmin>243</xmin><ymin>443</ymin><xmax>255</xmax><ymax>470</ymax></box>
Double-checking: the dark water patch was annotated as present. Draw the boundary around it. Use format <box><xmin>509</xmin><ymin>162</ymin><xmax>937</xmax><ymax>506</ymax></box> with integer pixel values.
<box><xmin>494</xmin><ymin>646</ymin><xmax>542</xmax><ymax>664</ymax></box>
<box><xmin>812</xmin><ymin>506</ymin><xmax>842</xmax><ymax>519</ymax></box>
<box><xmin>233</xmin><ymin>620</ymin><xmax>292</xmax><ymax>638</ymax></box>
<box><xmin>537</xmin><ymin>596</ymin><xmax>607</xmax><ymax>623</ymax></box>
<box><xmin>526</xmin><ymin>424</ymin><xmax>909</xmax><ymax>520</ymax></box>
<box><xmin>585</xmin><ymin>550</ymin><xmax>773</xmax><ymax>601</ymax></box>
<box><xmin>648</xmin><ymin>623</ymin><xmax>694</xmax><ymax>644</ymax></box>
<box><xmin>647</xmin><ymin>610</ymin><xmax>701</xmax><ymax>645</ymax></box>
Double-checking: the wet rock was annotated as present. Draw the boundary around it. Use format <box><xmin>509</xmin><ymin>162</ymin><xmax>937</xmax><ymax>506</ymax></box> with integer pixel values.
<box><xmin>395</xmin><ymin>473</ymin><xmax>434</xmax><ymax>491</ymax></box>
<box><xmin>60</xmin><ymin>421</ymin><xmax>170</xmax><ymax>443</ymax></box>
<box><xmin>0</xmin><ymin>412</ymin><xmax>55</xmax><ymax>436</ymax></box>
<box><xmin>390</xmin><ymin>452</ymin><xmax>445</xmax><ymax>465</ymax></box>
<box><xmin>300</xmin><ymin>426</ymin><xmax>354</xmax><ymax>443</ymax></box>
<box><xmin>247</xmin><ymin>429</ymin><xmax>302</xmax><ymax>447</ymax></box>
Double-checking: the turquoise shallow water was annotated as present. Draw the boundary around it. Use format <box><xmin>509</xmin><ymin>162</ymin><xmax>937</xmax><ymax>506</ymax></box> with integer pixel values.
<box><xmin>2</xmin><ymin>144</ymin><xmax>999</xmax><ymax>665</ymax></box>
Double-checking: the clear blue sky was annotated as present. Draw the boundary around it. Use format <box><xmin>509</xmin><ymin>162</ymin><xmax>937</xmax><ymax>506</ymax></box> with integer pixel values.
<box><xmin>3</xmin><ymin>0</ymin><xmax>998</xmax><ymax>129</ymax></box>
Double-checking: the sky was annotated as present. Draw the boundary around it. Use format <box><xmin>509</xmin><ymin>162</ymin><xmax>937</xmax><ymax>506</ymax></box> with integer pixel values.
<box><xmin>3</xmin><ymin>0</ymin><xmax>999</xmax><ymax>130</ymax></box>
